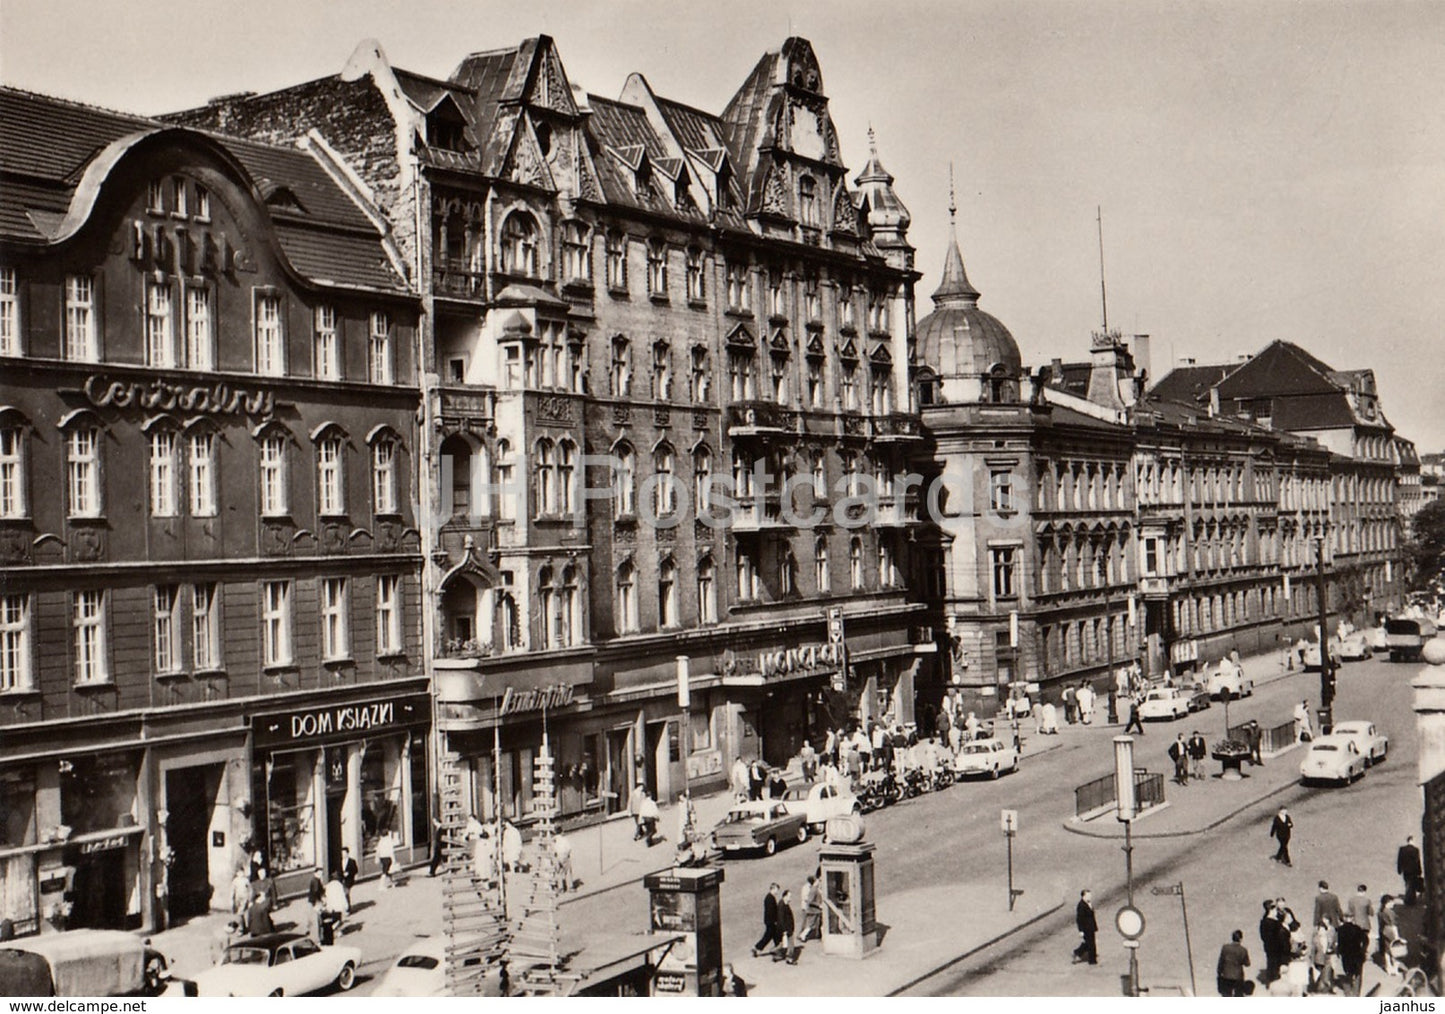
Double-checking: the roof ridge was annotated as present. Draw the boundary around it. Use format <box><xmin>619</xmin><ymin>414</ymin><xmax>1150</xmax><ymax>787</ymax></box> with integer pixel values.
<box><xmin>392</xmin><ymin>65</ymin><xmax>477</xmax><ymax>94</ymax></box>
<box><xmin>0</xmin><ymin>83</ymin><xmax>155</xmax><ymax>126</ymax></box>
<box><xmin>654</xmin><ymin>94</ymin><xmax>723</xmax><ymax>121</ymax></box>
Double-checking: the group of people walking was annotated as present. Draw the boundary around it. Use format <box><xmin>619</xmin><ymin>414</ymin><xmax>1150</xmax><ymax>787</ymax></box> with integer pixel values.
<box><xmin>750</xmin><ymin>875</ymin><xmax>825</xmax><ymax>967</ymax></box>
<box><xmin>223</xmin><ymin>844</ymin><xmax>362</xmax><ymax>948</ymax></box>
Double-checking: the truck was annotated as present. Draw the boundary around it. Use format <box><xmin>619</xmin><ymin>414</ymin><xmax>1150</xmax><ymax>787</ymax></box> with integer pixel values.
<box><xmin>1384</xmin><ymin>616</ymin><xmax>1439</xmax><ymax>662</ymax></box>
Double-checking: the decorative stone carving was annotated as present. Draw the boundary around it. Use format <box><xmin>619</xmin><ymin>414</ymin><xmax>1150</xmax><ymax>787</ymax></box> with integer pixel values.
<box><xmin>762</xmin><ymin>164</ymin><xmax>789</xmax><ymax>217</ymax></box>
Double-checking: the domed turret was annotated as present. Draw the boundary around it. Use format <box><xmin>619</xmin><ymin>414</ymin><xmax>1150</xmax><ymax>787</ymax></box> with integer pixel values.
<box><xmin>916</xmin><ymin>171</ymin><xmax>1021</xmax><ymax>405</ymax></box>
<box><xmin>854</xmin><ymin>127</ymin><xmax>911</xmax><ymax>235</ymax></box>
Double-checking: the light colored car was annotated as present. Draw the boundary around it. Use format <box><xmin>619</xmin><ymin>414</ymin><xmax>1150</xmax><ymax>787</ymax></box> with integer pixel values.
<box><xmin>192</xmin><ymin>933</ymin><xmax>360</xmax><ymax>997</ymax></box>
<box><xmin>711</xmin><ymin>800</ymin><xmax>809</xmax><ymax>856</ymax></box>
<box><xmin>1364</xmin><ymin>626</ymin><xmax>1388</xmax><ymax>652</ymax></box>
<box><xmin>1299</xmin><ymin>734</ymin><xmax>1367</xmax><ymax>786</ymax></box>
<box><xmin>372</xmin><ymin>936</ymin><xmax>504</xmax><ymax>997</ymax></box>
<box><xmin>1138</xmin><ymin>687</ymin><xmax>1191</xmax><ymax>721</ymax></box>
<box><xmin>1331</xmin><ymin>720</ymin><xmax>1388</xmax><ymax>765</ymax></box>
<box><xmin>952</xmin><ymin>737</ymin><xmax>1020</xmax><ymax>778</ymax></box>
<box><xmin>1205</xmin><ymin>662</ymin><xmax>1254</xmax><ymax>699</ymax></box>
<box><xmin>784</xmin><ymin>782</ymin><xmax>860</xmax><ymax>829</ymax></box>
<box><xmin>1337</xmin><ymin>633</ymin><xmax>1370</xmax><ymax>662</ymax></box>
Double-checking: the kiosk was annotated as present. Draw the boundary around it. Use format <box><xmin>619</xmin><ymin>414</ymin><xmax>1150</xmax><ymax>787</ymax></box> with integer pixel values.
<box><xmin>643</xmin><ymin>867</ymin><xmax>724</xmax><ymax>996</ymax></box>
<box><xmin>819</xmin><ymin>841</ymin><xmax>878</xmax><ymax>958</ymax></box>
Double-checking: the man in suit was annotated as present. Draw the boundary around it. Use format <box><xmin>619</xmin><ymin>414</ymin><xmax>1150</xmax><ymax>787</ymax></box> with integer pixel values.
<box><xmin>1073</xmin><ymin>889</ymin><xmax>1098</xmax><ymax>964</ymax></box>
<box><xmin>777</xmin><ymin>888</ymin><xmax>798</xmax><ymax>964</ymax></box>
<box><xmin>1259</xmin><ymin>899</ymin><xmax>1288</xmax><ymax>984</ymax></box>
<box><xmin>1398</xmin><ymin>835</ymin><xmax>1423</xmax><ymax>906</ymax></box>
<box><xmin>1313</xmin><ymin>880</ymin><xmax>1344</xmax><ymax>929</ymax></box>
<box><xmin>752</xmin><ymin>883</ymin><xmax>783</xmax><ymax>959</ymax></box>
<box><xmin>1216</xmin><ymin>929</ymin><xmax>1251</xmax><ymax>996</ymax></box>
<box><xmin>1269</xmin><ymin>807</ymin><xmax>1293</xmax><ymax>866</ymax></box>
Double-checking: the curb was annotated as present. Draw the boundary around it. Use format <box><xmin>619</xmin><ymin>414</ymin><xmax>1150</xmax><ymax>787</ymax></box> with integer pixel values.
<box><xmin>1061</xmin><ymin>775</ymin><xmax>1300</xmax><ymax>841</ymax></box>
<box><xmin>885</xmin><ymin>898</ymin><xmax>1066</xmax><ymax>996</ymax></box>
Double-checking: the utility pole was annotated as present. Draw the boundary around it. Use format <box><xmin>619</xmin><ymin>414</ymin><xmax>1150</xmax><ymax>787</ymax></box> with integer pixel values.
<box><xmin>1097</xmin><ymin>206</ymin><xmax>1110</xmax><ymax>333</ymax></box>
<box><xmin>1315</xmin><ymin>537</ymin><xmax>1335</xmax><ymax>733</ymax></box>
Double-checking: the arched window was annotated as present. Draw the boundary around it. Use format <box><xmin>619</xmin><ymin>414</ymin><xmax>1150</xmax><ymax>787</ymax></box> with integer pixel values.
<box><xmin>697</xmin><ymin>555</ymin><xmax>717</xmax><ymax>623</ymax></box>
<box><xmin>0</xmin><ymin>421</ymin><xmax>27</xmax><ymax>520</ymax></box>
<box><xmin>497</xmin><ymin>588</ymin><xmax>520</xmax><ymax>652</ymax></box>
<box><xmin>371</xmin><ymin>433</ymin><xmax>399</xmax><ymax>515</ymax></box>
<box><xmin>849</xmin><ymin>537</ymin><xmax>864</xmax><ymax>590</ymax></box>
<box><xmin>614</xmin><ymin>444</ymin><xmax>635</xmax><ymax>518</ymax></box>
<box><xmin>611</xmin><ymin>336</ymin><xmax>632</xmax><ymax>396</ymax></box>
<box><xmin>659</xmin><ymin>559</ymin><xmax>677</xmax><ymax>627</ymax></box>
<box><xmin>815</xmin><ymin>536</ymin><xmax>830</xmax><ymax>593</ymax></box>
<box><xmin>693</xmin><ymin>446</ymin><xmax>713</xmax><ymax>514</ymax></box>
<box><xmin>653</xmin><ymin>445</ymin><xmax>676</xmax><ymax>517</ymax></box>
<box><xmin>501</xmin><ymin>212</ymin><xmax>540</xmax><ymax>276</ymax></box>
<box><xmin>316</xmin><ymin>431</ymin><xmax>345</xmax><ymax>516</ymax></box>
<box><xmin>534</xmin><ymin>438</ymin><xmax>556</xmax><ymax>516</ymax></box>
<box><xmin>781</xmin><ymin>548</ymin><xmax>798</xmax><ymax>597</ymax></box>
<box><xmin>616</xmin><ymin>562</ymin><xmax>638</xmax><ymax>632</ymax></box>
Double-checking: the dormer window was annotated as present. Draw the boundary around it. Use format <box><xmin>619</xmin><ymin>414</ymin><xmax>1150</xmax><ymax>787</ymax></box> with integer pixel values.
<box><xmin>500</xmin><ymin>212</ymin><xmax>540</xmax><ymax>276</ymax></box>
<box><xmin>427</xmin><ymin>106</ymin><xmax>469</xmax><ymax>152</ymax></box>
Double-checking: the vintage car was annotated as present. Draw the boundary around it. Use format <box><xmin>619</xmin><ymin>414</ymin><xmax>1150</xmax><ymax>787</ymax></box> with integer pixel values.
<box><xmin>1299</xmin><ymin>734</ymin><xmax>1368</xmax><ymax>786</ymax></box>
<box><xmin>0</xmin><ymin>929</ymin><xmax>188</xmax><ymax>997</ymax></box>
<box><xmin>192</xmin><ymin>933</ymin><xmax>360</xmax><ymax>997</ymax></box>
<box><xmin>1364</xmin><ymin>626</ymin><xmax>1388</xmax><ymax>653</ymax></box>
<box><xmin>952</xmin><ymin>737</ymin><xmax>1020</xmax><ymax>779</ymax></box>
<box><xmin>1185</xmin><ymin>685</ymin><xmax>1213</xmax><ymax>713</ymax></box>
<box><xmin>1336</xmin><ymin>633</ymin><xmax>1371</xmax><ymax>662</ymax></box>
<box><xmin>711</xmin><ymin>800</ymin><xmax>809</xmax><ymax>856</ymax></box>
<box><xmin>783</xmin><ymin>782</ymin><xmax>860</xmax><ymax>830</ymax></box>
<box><xmin>1331</xmin><ymin>720</ymin><xmax>1389</xmax><ymax>765</ymax></box>
<box><xmin>372</xmin><ymin>936</ymin><xmax>504</xmax><ymax>997</ymax></box>
<box><xmin>1205</xmin><ymin>661</ymin><xmax>1254</xmax><ymax>699</ymax></box>
<box><xmin>1138</xmin><ymin>687</ymin><xmax>1191</xmax><ymax>721</ymax></box>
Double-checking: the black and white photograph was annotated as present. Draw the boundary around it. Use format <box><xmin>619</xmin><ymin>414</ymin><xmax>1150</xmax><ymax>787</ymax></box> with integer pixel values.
<box><xmin>1</xmin><ymin>0</ymin><xmax>1443</xmax><ymax>1000</ymax></box>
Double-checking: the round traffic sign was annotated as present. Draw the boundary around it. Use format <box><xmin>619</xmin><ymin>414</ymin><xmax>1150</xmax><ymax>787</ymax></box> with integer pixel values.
<box><xmin>1115</xmin><ymin>904</ymin><xmax>1146</xmax><ymax>940</ymax></box>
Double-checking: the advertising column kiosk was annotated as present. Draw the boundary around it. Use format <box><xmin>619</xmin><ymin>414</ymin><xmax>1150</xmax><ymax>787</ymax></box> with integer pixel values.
<box><xmin>643</xmin><ymin>867</ymin><xmax>724</xmax><ymax>996</ymax></box>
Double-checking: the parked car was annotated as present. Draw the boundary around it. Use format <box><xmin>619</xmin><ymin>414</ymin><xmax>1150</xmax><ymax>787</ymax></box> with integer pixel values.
<box><xmin>952</xmin><ymin>737</ymin><xmax>1019</xmax><ymax>778</ymax></box>
<box><xmin>1185</xmin><ymin>686</ymin><xmax>1212</xmax><ymax>713</ymax></box>
<box><xmin>192</xmin><ymin>933</ymin><xmax>360</xmax><ymax>997</ymax></box>
<box><xmin>711</xmin><ymin>800</ymin><xmax>809</xmax><ymax>856</ymax></box>
<box><xmin>372</xmin><ymin>936</ymin><xmax>504</xmax><ymax>997</ymax></box>
<box><xmin>0</xmin><ymin>929</ymin><xmax>188</xmax><ymax>998</ymax></box>
<box><xmin>1331</xmin><ymin>720</ymin><xmax>1388</xmax><ymax>765</ymax></box>
<box><xmin>1337</xmin><ymin>633</ymin><xmax>1371</xmax><ymax>662</ymax></box>
<box><xmin>1205</xmin><ymin>662</ymin><xmax>1254</xmax><ymax>699</ymax></box>
<box><xmin>1138</xmin><ymin>687</ymin><xmax>1191</xmax><ymax>721</ymax></box>
<box><xmin>1364</xmin><ymin>626</ymin><xmax>1388</xmax><ymax>653</ymax></box>
<box><xmin>784</xmin><ymin>782</ymin><xmax>860</xmax><ymax>829</ymax></box>
<box><xmin>1299</xmin><ymin>735</ymin><xmax>1367</xmax><ymax>786</ymax></box>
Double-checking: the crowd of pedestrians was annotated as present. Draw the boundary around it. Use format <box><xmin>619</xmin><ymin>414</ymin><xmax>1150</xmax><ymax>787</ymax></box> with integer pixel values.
<box><xmin>748</xmin><ymin>872</ymin><xmax>827</xmax><ymax>969</ymax></box>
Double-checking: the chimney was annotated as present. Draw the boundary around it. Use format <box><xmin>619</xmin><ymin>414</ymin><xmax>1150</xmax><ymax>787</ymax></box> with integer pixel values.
<box><xmin>1050</xmin><ymin>358</ymin><xmax>1064</xmax><ymax>383</ymax></box>
<box><xmin>1131</xmin><ymin>334</ymin><xmax>1152</xmax><ymax>382</ymax></box>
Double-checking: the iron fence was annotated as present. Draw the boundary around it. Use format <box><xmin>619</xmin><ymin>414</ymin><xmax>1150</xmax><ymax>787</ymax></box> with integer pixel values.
<box><xmin>1074</xmin><ymin>768</ymin><xmax>1166</xmax><ymax>818</ymax></box>
<box><xmin>1226</xmin><ymin>720</ymin><xmax>1298</xmax><ymax>754</ymax></box>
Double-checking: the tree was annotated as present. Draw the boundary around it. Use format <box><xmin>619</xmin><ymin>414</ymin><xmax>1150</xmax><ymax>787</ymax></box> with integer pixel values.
<box><xmin>1407</xmin><ymin>500</ymin><xmax>1445</xmax><ymax>592</ymax></box>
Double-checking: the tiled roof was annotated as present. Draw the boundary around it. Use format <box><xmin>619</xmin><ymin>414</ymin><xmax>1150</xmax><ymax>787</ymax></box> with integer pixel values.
<box><xmin>1148</xmin><ymin>363</ymin><xmax>1231</xmax><ymax>404</ymax></box>
<box><xmin>0</xmin><ymin>86</ymin><xmax>407</xmax><ymax>293</ymax></box>
<box><xmin>1214</xmin><ymin>340</ymin><xmax>1339</xmax><ymax>399</ymax></box>
<box><xmin>1267</xmin><ymin>392</ymin><xmax>1358</xmax><ymax>431</ymax></box>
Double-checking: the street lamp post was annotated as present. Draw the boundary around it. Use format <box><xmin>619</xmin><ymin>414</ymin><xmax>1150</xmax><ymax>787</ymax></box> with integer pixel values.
<box><xmin>1114</xmin><ymin>736</ymin><xmax>1141</xmax><ymax>996</ymax></box>
<box><xmin>1315</xmin><ymin>538</ymin><xmax>1335</xmax><ymax>734</ymax></box>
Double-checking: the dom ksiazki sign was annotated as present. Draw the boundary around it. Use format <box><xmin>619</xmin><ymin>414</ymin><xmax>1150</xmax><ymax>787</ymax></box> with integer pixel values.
<box><xmin>254</xmin><ymin>695</ymin><xmax>426</xmax><ymax>745</ymax></box>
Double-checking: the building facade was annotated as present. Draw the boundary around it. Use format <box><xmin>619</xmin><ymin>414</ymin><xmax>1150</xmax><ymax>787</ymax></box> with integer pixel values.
<box><xmin>0</xmin><ymin>89</ymin><xmax>428</xmax><ymax>934</ymax></box>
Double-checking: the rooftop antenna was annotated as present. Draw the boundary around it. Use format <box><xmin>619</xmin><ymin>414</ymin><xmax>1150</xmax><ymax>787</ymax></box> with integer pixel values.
<box><xmin>948</xmin><ymin>162</ymin><xmax>957</xmax><ymax>225</ymax></box>
<box><xmin>1096</xmin><ymin>205</ymin><xmax>1109</xmax><ymax>333</ymax></box>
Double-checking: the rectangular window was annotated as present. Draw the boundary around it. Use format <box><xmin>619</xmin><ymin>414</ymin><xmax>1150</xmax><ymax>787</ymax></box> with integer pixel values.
<box><xmin>369</xmin><ymin>312</ymin><xmax>393</xmax><ymax>384</ymax></box>
<box><xmin>376</xmin><ymin>575</ymin><xmax>402</xmax><ymax>655</ymax></box>
<box><xmin>255</xmin><ymin>292</ymin><xmax>284</xmax><ymax>376</ymax></box>
<box><xmin>321</xmin><ymin>577</ymin><xmax>349</xmax><ymax>660</ymax></box>
<box><xmin>804</xmin><ymin>272</ymin><xmax>821</xmax><ymax>321</ymax></box>
<box><xmin>145</xmin><ymin>280</ymin><xmax>175</xmax><ymax>367</ymax></box>
<box><xmin>149</xmin><ymin>430</ymin><xmax>179</xmax><ymax>517</ymax></box>
<box><xmin>647</xmin><ymin>242</ymin><xmax>667</xmax><ymax>295</ymax></box>
<box><xmin>172</xmin><ymin>178</ymin><xmax>188</xmax><ymax>217</ymax></box>
<box><xmin>64</xmin><ymin>276</ymin><xmax>97</xmax><ymax>362</ymax></box>
<box><xmin>1144</xmin><ymin>538</ymin><xmax>1160</xmax><ymax>577</ymax></box>
<box><xmin>841</xmin><ymin>366</ymin><xmax>858</xmax><ymax>410</ymax></box>
<box><xmin>372</xmin><ymin>440</ymin><xmax>397</xmax><ymax>514</ymax></box>
<box><xmin>991</xmin><ymin>547</ymin><xmax>1016</xmax><ymax>599</ymax></box>
<box><xmin>726</xmin><ymin>261</ymin><xmax>749</xmax><ymax>311</ymax></box>
<box><xmin>317</xmin><ymin>438</ymin><xmax>344</xmax><ymax>516</ymax></box>
<box><xmin>606</xmin><ymin>233</ymin><xmax>627</xmax><ymax>291</ymax></box>
<box><xmin>260</xmin><ymin>435</ymin><xmax>287</xmax><ymax>516</ymax></box>
<box><xmin>73</xmin><ymin>589</ymin><xmax>108</xmax><ymax>684</ymax></box>
<box><xmin>188</xmin><ymin>432</ymin><xmax>216</xmax><ymax>517</ymax></box>
<box><xmin>261</xmin><ymin>581</ymin><xmax>292</xmax><ymax>667</ymax></box>
<box><xmin>990</xmin><ymin>470</ymin><xmax>1013</xmax><ymax>512</ymax></box>
<box><xmin>807</xmin><ymin>360</ymin><xmax>823</xmax><ymax>408</ymax></box>
<box><xmin>768</xmin><ymin>269</ymin><xmax>785</xmax><ymax>317</ymax></box>
<box><xmin>0</xmin><ymin>267</ymin><xmax>18</xmax><ymax>356</ymax></box>
<box><xmin>195</xmin><ymin>186</ymin><xmax>211</xmax><ymax>221</ymax></box>
<box><xmin>0</xmin><ymin>428</ymin><xmax>25</xmax><ymax>519</ymax></box>
<box><xmin>686</xmin><ymin>248</ymin><xmax>705</xmax><ymax>301</ymax></box>
<box><xmin>153</xmin><ymin>585</ymin><xmax>181</xmax><ymax>674</ymax></box>
<box><xmin>185</xmin><ymin>287</ymin><xmax>213</xmax><ymax>370</ymax></box>
<box><xmin>67</xmin><ymin>428</ymin><xmax>100</xmax><ymax>518</ymax></box>
<box><xmin>0</xmin><ymin>594</ymin><xmax>32</xmax><ymax>692</ymax></box>
<box><xmin>147</xmin><ymin>180</ymin><xmax>165</xmax><ymax>213</ymax></box>
<box><xmin>191</xmin><ymin>583</ymin><xmax>220</xmax><ymax>670</ymax></box>
<box><xmin>313</xmin><ymin>306</ymin><xmax>339</xmax><ymax>379</ymax></box>
<box><xmin>839</xmin><ymin>285</ymin><xmax>855</xmax><ymax>330</ymax></box>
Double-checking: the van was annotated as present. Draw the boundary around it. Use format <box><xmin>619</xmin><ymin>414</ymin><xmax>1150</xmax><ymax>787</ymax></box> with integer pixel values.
<box><xmin>0</xmin><ymin>929</ymin><xmax>190</xmax><ymax>997</ymax></box>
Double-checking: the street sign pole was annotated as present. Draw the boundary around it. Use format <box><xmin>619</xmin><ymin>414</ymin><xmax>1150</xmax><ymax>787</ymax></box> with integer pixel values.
<box><xmin>1000</xmin><ymin>810</ymin><xmax>1021</xmax><ymax>911</ymax></box>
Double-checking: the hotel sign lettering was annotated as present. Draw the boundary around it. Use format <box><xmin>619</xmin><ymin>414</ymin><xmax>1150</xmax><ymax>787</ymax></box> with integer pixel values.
<box><xmin>84</xmin><ymin>374</ymin><xmax>274</xmax><ymax>419</ymax></box>
<box><xmin>499</xmin><ymin>684</ymin><xmax>576</xmax><ymax>716</ymax></box>
<box><xmin>757</xmin><ymin>642</ymin><xmax>845</xmax><ymax>678</ymax></box>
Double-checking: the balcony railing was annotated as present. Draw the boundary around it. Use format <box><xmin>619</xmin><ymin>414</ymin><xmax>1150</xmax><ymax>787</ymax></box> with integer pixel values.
<box><xmin>727</xmin><ymin>400</ymin><xmax>789</xmax><ymax>436</ymax></box>
<box><xmin>433</xmin><ymin>260</ymin><xmax>486</xmax><ymax>300</ymax></box>
<box><xmin>870</xmin><ymin>412</ymin><xmax>922</xmax><ymax>441</ymax></box>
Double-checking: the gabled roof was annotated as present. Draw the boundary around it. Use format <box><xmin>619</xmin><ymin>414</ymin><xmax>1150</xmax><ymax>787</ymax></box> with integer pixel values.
<box><xmin>1214</xmin><ymin>340</ymin><xmax>1340</xmax><ymax>400</ymax></box>
<box><xmin>1267</xmin><ymin>392</ymin><xmax>1358</xmax><ymax>431</ymax></box>
<box><xmin>1148</xmin><ymin>363</ymin><xmax>1232</xmax><ymax>404</ymax></box>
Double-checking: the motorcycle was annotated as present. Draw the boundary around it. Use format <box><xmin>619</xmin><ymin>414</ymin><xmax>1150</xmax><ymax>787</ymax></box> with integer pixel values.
<box><xmin>902</xmin><ymin>766</ymin><xmax>928</xmax><ymax>799</ymax></box>
<box><xmin>931</xmin><ymin>765</ymin><xmax>954</xmax><ymax>791</ymax></box>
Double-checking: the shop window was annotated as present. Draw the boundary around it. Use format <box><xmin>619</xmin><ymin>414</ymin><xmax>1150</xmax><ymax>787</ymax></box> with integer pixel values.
<box><xmin>60</xmin><ymin>752</ymin><xmax>137</xmax><ymax>836</ymax></box>
<box><xmin>689</xmin><ymin>710</ymin><xmax>712</xmax><ymax>751</ymax></box>
<box><xmin>361</xmin><ymin>741</ymin><xmax>402</xmax><ymax>856</ymax></box>
<box><xmin>409</xmin><ymin>733</ymin><xmax>430</xmax><ymax>849</ymax></box>
<box><xmin>1</xmin><ymin>768</ymin><xmax>35</xmax><ymax>847</ymax></box>
<box><xmin>263</xmin><ymin>752</ymin><xmax>316</xmax><ymax>874</ymax></box>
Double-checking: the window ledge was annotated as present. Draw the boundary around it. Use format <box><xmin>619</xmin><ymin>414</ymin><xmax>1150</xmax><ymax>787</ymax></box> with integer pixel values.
<box><xmin>67</xmin><ymin>515</ymin><xmax>107</xmax><ymax>525</ymax></box>
<box><xmin>607</xmin><ymin>286</ymin><xmax>630</xmax><ymax>300</ymax></box>
<box><xmin>73</xmin><ymin>679</ymin><xmax>114</xmax><ymax>690</ymax></box>
<box><xmin>724</xmin><ymin>308</ymin><xmax>754</xmax><ymax>320</ymax></box>
<box><xmin>561</xmin><ymin>280</ymin><xmax>594</xmax><ymax>295</ymax></box>
<box><xmin>322</xmin><ymin>657</ymin><xmax>355</xmax><ymax>669</ymax></box>
<box><xmin>260</xmin><ymin>513</ymin><xmax>292</xmax><ymax>522</ymax></box>
<box><xmin>193</xmin><ymin>668</ymin><xmax>227</xmax><ymax>680</ymax></box>
<box><xmin>318</xmin><ymin>513</ymin><xmax>350</xmax><ymax>522</ymax></box>
<box><xmin>154</xmin><ymin>670</ymin><xmax>191</xmax><ymax>683</ymax></box>
<box><xmin>687</xmin><ymin>299</ymin><xmax>708</xmax><ymax>311</ymax></box>
<box><xmin>373</xmin><ymin>511</ymin><xmax>404</xmax><ymax>522</ymax></box>
<box><xmin>649</xmin><ymin>293</ymin><xmax>671</xmax><ymax>305</ymax></box>
<box><xmin>263</xmin><ymin>664</ymin><xmax>298</xmax><ymax>677</ymax></box>
<box><xmin>0</xmin><ymin>687</ymin><xmax>41</xmax><ymax>699</ymax></box>
<box><xmin>0</xmin><ymin>516</ymin><xmax>34</xmax><ymax>526</ymax></box>
<box><xmin>768</xmin><ymin>314</ymin><xmax>790</xmax><ymax>327</ymax></box>
<box><xmin>377</xmin><ymin>651</ymin><xmax>408</xmax><ymax>662</ymax></box>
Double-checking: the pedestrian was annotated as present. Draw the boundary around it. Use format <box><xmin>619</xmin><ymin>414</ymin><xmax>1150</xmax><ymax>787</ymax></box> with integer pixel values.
<box><xmin>1398</xmin><ymin>835</ymin><xmax>1424</xmax><ymax>906</ymax></box>
<box><xmin>799</xmin><ymin>740</ymin><xmax>818</xmax><ymax>782</ymax></box>
<box><xmin>1041</xmin><ymin>701</ymin><xmax>1059</xmax><ymax>735</ymax></box>
<box><xmin>1294</xmin><ymin>700</ymin><xmax>1313</xmax><ymax>743</ymax></box>
<box><xmin>1032</xmin><ymin>700</ymin><xmax>1044</xmax><ymax>735</ymax></box>
<box><xmin>823</xmin><ymin>729</ymin><xmax>838</xmax><ymax>769</ymax></box>
<box><xmin>340</xmin><ymin>846</ymin><xmax>359</xmax><ymax>903</ymax></box>
<box><xmin>1313</xmin><ymin>880</ymin><xmax>1344</xmax><ymax>929</ymax></box>
<box><xmin>247</xmin><ymin>867</ymin><xmax>278</xmax><ymax>937</ymax></box>
<box><xmin>211</xmin><ymin>917</ymin><xmax>241</xmax><ymax>965</ymax></box>
<box><xmin>324</xmin><ymin>869</ymin><xmax>349</xmax><ymax>928</ymax></box>
<box><xmin>1247</xmin><ymin>720</ymin><xmax>1264</xmax><ymax>766</ymax></box>
<box><xmin>1072</xmin><ymin>889</ymin><xmax>1098</xmax><ymax>965</ymax></box>
<box><xmin>1259</xmin><ymin>899</ymin><xmax>1286</xmax><ymax>984</ymax></box>
<box><xmin>731</xmin><ymin>756</ymin><xmax>750</xmax><ymax>802</ymax></box>
<box><xmin>1124</xmin><ymin>695</ymin><xmax>1145</xmax><ymax>735</ymax></box>
<box><xmin>751</xmin><ymin>883</ymin><xmax>783</xmax><ymax>959</ymax></box>
<box><xmin>1269</xmin><ymin>806</ymin><xmax>1293</xmax><ymax>866</ymax></box>
<box><xmin>501</xmin><ymin>818</ymin><xmax>525</xmax><ymax>871</ymax></box>
<box><xmin>723</xmin><ymin>963</ymin><xmax>748</xmax><ymax>997</ymax></box>
<box><xmin>799</xmin><ymin>873</ymin><xmax>823</xmax><ymax>947</ymax></box>
<box><xmin>1063</xmin><ymin>685</ymin><xmax>1077</xmax><ymax>725</ymax></box>
<box><xmin>1168</xmin><ymin>733</ymin><xmax>1189</xmax><ymax>786</ymax></box>
<box><xmin>429</xmin><ymin>818</ymin><xmax>446</xmax><ymax>877</ymax></box>
<box><xmin>1347</xmin><ymin>884</ymin><xmax>1374</xmax><ymax>937</ymax></box>
<box><xmin>1216</xmin><ymin>929</ymin><xmax>1251</xmax><ymax>996</ymax></box>
<box><xmin>554</xmin><ymin>832</ymin><xmax>574</xmax><ymax>892</ymax></box>
<box><xmin>1378</xmin><ymin>895</ymin><xmax>1402</xmax><ymax>974</ymax></box>
<box><xmin>1336</xmin><ymin>917</ymin><xmax>1368</xmax><ymax>995</ymax></box>
<box><xmin>1307</xmin><ymin>923</ymin><xmax>1336</xmax><ymax>993</ymax></box>
<box><xmin>639</xmin><ymin>790</ymin><xmax>663</xmax><ymax>846</ymax></box>
<box><xmin>230</xmin><ymin>864</ymin><xmax>251</xmax><ymax>915</ymax></box>
<box><xmin>1078</xmin><ymin>683</ymin><xmax>1095</xmax><ymax>725</ymax></box>
<box><xmin>377</xmin><ymin>828</ymin><xmax>397</xmax><ymax>889</ymax></box>
<box><xmin>749</xmin><ymin>757</ymin><xmax>768</xmax><ymax>799</ymax></box>
<box><xmin>776</xmin><ymin>888</ymin><xmax>798</xmax><ymax>964</ymax></box>
<box><xmin>307</xmin><ymin>867</ymin><xmax>326</xmax><ymax>941</ymax></box>
<box><xmin>1188</xmin><ymin>730</ymin><xmax>1208</xmax><ymax>781</ymax></box>
<box><xmin>629</xmin><ymin>780</ymin><xmax>648</xmax><ymax>838</ymax></box>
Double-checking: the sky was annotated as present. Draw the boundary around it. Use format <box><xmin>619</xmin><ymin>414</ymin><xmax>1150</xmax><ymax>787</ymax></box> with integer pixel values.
<box><xmin>3</xmin><ymin>0</ymin><xmax>1442</xmax><ymax>445</ymax></box>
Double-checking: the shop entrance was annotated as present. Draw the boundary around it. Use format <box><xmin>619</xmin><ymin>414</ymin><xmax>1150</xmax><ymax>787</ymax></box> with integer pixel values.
<box><xmin>604</xmin><ymin>729</ymin><xmax>633</xmax><ymax>815</ymax></box>
<box><xmin>166</xmin><ymin>765</ymin><xmax>220</xmax><ymax>922</ymax></box>
<box><xmin>67</xmin><ymin>846</ymin><xmax>129</xmax><ymax>930</ymax></box>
